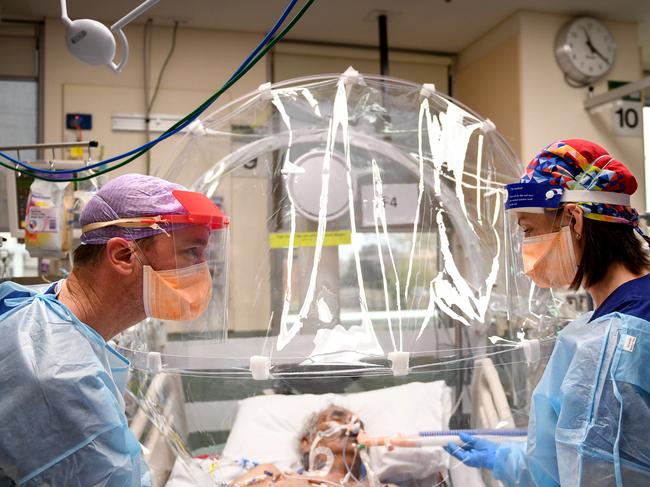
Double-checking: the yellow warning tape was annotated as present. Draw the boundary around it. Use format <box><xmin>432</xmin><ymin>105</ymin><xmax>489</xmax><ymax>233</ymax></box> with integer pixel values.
<box><xmin>269</xmin><ymin>230</ymin><xmax>352</xmax><ymax>249</ymax></box>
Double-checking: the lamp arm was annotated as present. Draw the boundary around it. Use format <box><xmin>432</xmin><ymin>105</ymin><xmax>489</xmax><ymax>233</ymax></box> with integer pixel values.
<box><xmin>110</xmin><ymin>0</ymin><xmax>160</xmax><ymax>31</ymax></box>
<box><xmin>109</xmin><ymin>29</ymin><xmax>129</xmax><ymax>73</ymax></box>
<box><xmin>108</xmin><ymin>0</ymin><xmax>159</xmax><ymax>73</ymax></box>
<box><xmin>60</xmin><ymin>0</ymin><xmax>72</xmax><ymax>26</ymax></box>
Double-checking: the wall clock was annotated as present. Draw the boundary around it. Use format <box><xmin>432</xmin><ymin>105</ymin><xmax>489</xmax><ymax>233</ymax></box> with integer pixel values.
<box><xmin>555</xmin><ymin>17</ymin><xmax>616</xmax><ymax>86</ymax></box>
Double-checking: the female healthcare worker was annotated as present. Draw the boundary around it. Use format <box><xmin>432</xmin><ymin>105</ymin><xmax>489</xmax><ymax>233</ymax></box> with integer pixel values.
<box><xmin>445</xmin><ymin>139</ymin><xmax>650</xmax><ymax>486</ymax></box>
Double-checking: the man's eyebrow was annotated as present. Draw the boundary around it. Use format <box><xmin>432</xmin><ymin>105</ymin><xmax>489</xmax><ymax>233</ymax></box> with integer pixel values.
<box><xmin>188</xmin><ymin>237</ymin><xmax>209</xmax><ymax>246</ymax></box>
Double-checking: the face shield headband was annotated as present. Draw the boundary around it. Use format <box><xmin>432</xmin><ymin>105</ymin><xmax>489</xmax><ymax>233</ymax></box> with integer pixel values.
<box><xmin>505</xmin><ymin>181</ymin><xmax>640</xmax><ymax>227</ymax></box>
<box><xmin>81</xmin><ymin>190</ymin><xmax>229</xmax><ymax>236</ymax></box>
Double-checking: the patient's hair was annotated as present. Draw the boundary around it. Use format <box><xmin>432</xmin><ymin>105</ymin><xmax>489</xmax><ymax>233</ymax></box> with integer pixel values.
<box><xmin>297</xmin><ymin>405</ymin><xmax>362</xmax><ymax>470</ymax></box>
<box><xmin>299</xmin><ymin>410</ymin><xmax>322</xmax><ymax>444</ymax></box>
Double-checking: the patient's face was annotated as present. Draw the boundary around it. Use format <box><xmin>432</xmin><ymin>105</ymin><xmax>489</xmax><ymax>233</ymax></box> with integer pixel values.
<box><xmin>305</xmin><ymin>405</ymin><xmax>363</xmax><ymax>454</ymax></box>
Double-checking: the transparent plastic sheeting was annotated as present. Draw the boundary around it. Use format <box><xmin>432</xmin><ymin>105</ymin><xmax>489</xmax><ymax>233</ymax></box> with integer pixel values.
<box><xmin>118</xmin><ymin>69</ymin><xmax>570</xmax><ymax>371</ymax></box>
<box><xmin>126</xmin><ymin>349</ymin><xmax>552</xmax><ymax>487</ymax></box>
<box><xmin>114</xmin><ymin>69</ymin><xmax>578</xmax><ymax>487</ymax></box>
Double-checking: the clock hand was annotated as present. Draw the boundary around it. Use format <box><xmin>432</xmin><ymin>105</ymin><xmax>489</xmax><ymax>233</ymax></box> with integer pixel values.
<box><xmin>593</xmin><ymin>49</ymin><xmax>609</xmax><ymax>64</ymax></box>
<box><xmin>583</xmin><ymin>28</ymin><xmax>610</xmax><ymax>64</ymax></box>
<box><xmin>583</xmin><ymin>28</ymin><xmax>595</xmax><ymax>52</ymax></box>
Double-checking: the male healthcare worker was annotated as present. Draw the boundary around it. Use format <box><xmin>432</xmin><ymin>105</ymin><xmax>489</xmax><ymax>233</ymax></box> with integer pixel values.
<box><xmin>0</xmin><ymin>174</ymin><xmax>228</xmax><ymax>486</ymax></box>
<box><xmin>445</xmin><ymin>139</ymin><xmax>650</xmax><ymax>486</ymax></box>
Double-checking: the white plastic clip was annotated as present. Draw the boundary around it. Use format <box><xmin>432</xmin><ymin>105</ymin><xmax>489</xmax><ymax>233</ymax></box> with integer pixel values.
<box><xmin>388</xmin><ymin>351</ymin><xmax>410</xmax><ymax>376</ymax></box>
<box><xmin>482</xmin><ymin>118</ymin><xmax>497</xmax><ymax>133</ymax></box>
<box><xmin>147</xmin><ymin>351</ymin><xmax>162</xmax><ymax>373</ymax></box>
<box><xmin>341</xmin><ymin>66</ymin><xmax>365</xmax><ymax>86</ymax></box>
<box><xmin>250</xmin><ymin>355</ymin><xmax>271</xmax><ymax>380</ymax></box>
<box><xmin>257</xmin><ymin>82</ymin><xmax>273</xmax><ymax>101</ymax></box>
<box><xmin>187</xmin><ymin>119</ymin><xmax>205</xmax><ymax>135</ymax></box>
<box><xmin>420</xmin><ymin>83</ymin><xmax>436</xmax><ymax>97</ymax></box>
<box><xmin>520</xmin><ymin>339</ymin><xmax>540</xmax><ymax>364</ymax></box>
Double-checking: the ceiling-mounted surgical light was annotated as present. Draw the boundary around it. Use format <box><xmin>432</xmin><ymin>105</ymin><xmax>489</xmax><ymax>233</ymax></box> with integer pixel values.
<box><xmin>60</xmin><ymin>0</ymin><xmax>160</xmax><ymax>73</ymax></box>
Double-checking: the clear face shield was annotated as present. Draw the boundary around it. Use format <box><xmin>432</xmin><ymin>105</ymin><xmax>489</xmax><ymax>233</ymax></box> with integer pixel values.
<box><xmin>82</xmin><ymin>190</ymin><xmax>230</xmax><ymax>336</ymax></box>
<box><xmin>504</xmin><ymin>181</ymin><xmax>587</xmax><ymax>326</ymax></box>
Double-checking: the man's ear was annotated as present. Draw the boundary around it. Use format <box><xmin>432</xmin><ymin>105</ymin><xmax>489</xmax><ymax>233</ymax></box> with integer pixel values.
<box><xmin>106</xmin><ymin>238</ymin><xmax>139</xmax><ymax>276</ymax></box>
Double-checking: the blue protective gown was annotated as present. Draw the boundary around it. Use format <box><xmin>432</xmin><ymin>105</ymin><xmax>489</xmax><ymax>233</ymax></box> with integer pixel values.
<box><xmin>0</xmin><ymin>280</ymin><xmax>150</xmax><ymax>486</ymax></box>
<box><xmin>493</xmin><ymin>273</ymin><xmax>650</xmax><ymax>486</ymax></box>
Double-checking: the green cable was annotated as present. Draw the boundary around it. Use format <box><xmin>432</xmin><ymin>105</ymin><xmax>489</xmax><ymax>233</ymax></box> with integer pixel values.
<box><xmin>4</xmin><ymin>0</ymin><xmax>315</xmax><ymax>183</ymax></box>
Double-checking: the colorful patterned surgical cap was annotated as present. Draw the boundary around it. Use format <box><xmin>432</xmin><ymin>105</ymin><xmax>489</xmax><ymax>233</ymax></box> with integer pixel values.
<box><xmin>521</xmin><ymin>138</ymin><xmax>640</xmax><ymax>227</ymax></box>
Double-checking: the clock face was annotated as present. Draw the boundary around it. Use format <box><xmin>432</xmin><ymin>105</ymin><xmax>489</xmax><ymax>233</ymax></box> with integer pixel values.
<box><xmin>556</xmin><ymin>17</ymin><xmax>616</xmax><ymax>83</ymax></box>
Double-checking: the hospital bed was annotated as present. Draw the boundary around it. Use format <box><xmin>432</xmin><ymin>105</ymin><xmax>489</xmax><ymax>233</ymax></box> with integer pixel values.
<box><xmin>127</xmin><ymin>352</ymin><xmax>521</xmax><ymax>487</ymax></box>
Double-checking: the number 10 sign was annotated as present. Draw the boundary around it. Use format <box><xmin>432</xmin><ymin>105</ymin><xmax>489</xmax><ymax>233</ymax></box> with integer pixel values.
<box><xmin>613</xmin><ymin>100</ymin><xmax>641</xmax><ymax>137</ymax></box>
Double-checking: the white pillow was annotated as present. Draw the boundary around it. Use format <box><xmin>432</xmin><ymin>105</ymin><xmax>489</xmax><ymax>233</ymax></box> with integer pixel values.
<box><xmin>222</xmin><ymin>393</ymin><xmax>337</xmax><ymax>469</ymax></box>
<box><xmin>222</xmin><ymin>381</ymin><xmax>452</xmax><ymax>480</ymax></box>
<box><xmin>338</xmin><ymin>382</ymin><xmax>452</xmax><ymax>481</ymax></box>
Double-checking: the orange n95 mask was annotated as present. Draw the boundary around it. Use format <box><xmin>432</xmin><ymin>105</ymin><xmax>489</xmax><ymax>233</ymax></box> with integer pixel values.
<box><xmin>142</xmin><ymin>261</ymin><xmax>213</xmax><ymax>321</ymax></box>
<box><xmin>522</xmin><ymin>226</ymin><xmax>578</xmax><ymax>288</ymax></box>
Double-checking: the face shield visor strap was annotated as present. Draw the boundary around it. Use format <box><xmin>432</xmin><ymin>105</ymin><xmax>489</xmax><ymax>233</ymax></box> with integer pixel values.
<box><xmin>506</xmin><ymin>182</ymin><xmax>634</xmax><ymax>232</ymax></box>
<box><xmin>79</xmin><ymin>189</ymin><xmax>229</xmax><ymax>237</ymax></box>
<box><xmin>80</xmin><ymin>216</ymin><xmax>172</xmax><ymax>238</ymax></box>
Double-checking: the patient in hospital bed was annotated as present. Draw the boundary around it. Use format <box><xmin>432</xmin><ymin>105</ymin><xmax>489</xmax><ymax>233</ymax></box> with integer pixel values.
<box><xmin>166</xmin><ymin>382</ymin><xmax>461</xmax><ymax>487</ymax></box>
<box><xmin>230</xmin><ymin>405</ymin><xmax>394</xmax><ymax>487</ymax></box>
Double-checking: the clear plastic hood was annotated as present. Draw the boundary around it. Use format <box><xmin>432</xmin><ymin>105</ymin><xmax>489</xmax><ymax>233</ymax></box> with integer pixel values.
<box><xmin>121</xmin><ymin>68</ymin><xmax>564</xmax><ymax>369</ymax></box>
<box><xmin>114</xmin><ymin>69</ymin><xmax>580</xmax><ymax>487</ymax></box>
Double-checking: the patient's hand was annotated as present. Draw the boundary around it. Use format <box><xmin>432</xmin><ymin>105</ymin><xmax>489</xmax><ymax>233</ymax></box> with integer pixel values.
<box><xmin>231</xmin><ymin>464</ymin><xmax>310</xmax><ymax>487</ymax></box>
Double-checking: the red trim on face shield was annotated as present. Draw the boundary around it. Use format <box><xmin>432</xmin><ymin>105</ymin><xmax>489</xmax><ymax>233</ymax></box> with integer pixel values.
<box><xmin>164</xmin><ymin>190</ymin><xmax>230</xmax><ymax>229</ymax></box>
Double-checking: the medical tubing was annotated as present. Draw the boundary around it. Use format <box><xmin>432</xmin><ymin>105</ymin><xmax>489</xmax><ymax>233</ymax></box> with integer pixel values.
<box><xmin>113</xmin><ymin>0</ymin><xmax>313</xmax><ymax>164</ymax></box>
<box><xmin>342</xmin><ymin>437</ymin><xmax>361</xmax><ymax>484</ymax></box>
<box><xmin>227</xmin><ymin>0</ymin><xmax>298</xmax><ymax>84</ymax></box>
<box><xmin>0</xmin><ymin>0</ymin><xmax>309</xmax><ymax>180</ymax></box>
<box><xmin>1</xmin><ymin>0</ymin><xmax>299</xmax><ymax>176</ymax></box>
<box><xmin>41</xmin><ymin>0</ymin><xmax>314</xmax><ymax>182</ymax></box>
<box><xmin>419</xmin><ymin>428</ymin><xmax>527</xmax><ymax>437</ymax></box>
<box><xmin>358</xmin><ymin>448</ymin><xmax>379</xmax><ymax>487</ymax></box>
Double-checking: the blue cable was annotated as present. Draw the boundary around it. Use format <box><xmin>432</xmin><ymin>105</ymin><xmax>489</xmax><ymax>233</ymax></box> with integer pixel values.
<box><xmin>227</xmin><ymin>0</ymin><xmax>298</xmax><ymax>84</ymax></box>
<box><xmin>0</xmin><ymin>0</ymin><xmax>298</xmax><ymax>176</ymax></box>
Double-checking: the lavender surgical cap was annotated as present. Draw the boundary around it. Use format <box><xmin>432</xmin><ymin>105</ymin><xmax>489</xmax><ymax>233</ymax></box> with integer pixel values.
<box><xmin>80</xmin><ymin>173</ymin><xmax>188</xmax><ymax>245</ymax></box>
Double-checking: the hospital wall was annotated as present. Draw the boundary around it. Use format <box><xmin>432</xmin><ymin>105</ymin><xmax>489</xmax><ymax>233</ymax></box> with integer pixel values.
<box><xmin>41</xmin><ymin>18</ymin><xmax>269</xmax><ymax>176</ymax></box>
<box><xmin>272</xmin><ymin>42</ymin><xmax>452</xmax><ymax>91</ymax></box>
<box><xmin>3</xmin><ymin>12</ymin><xmax>646</xmax><ymax>332</ymax></box>
<box><xmin>42</xmin><ymin>17</ymin><xmax>273</xmax><ymax>333</ymax></box>
<box><xmin>455</xmin><ymin>11</ymin><xmax>645</xmax><ymax>212</ymax></box>
<box><xmin>454</xmin><ymin>14</ymin><xmax>522</xmax><ymax>157</ymax></box>
<box><xmin>37</xmin><ymin>19</ymin><xmax>452</xmax><ymax>333</ymax></box>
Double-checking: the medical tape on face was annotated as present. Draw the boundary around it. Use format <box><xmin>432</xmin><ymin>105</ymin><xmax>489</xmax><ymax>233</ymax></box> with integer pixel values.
<box><xmin>560</xmin><ymin>190</ymin><xmax>631</xmax><ymax>206</ymax></box>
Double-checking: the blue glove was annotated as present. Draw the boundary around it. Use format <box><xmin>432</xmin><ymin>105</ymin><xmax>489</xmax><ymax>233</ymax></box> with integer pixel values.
<box><xmin>443</xmin><ymin>432</ymin><xmax>497</xmax><ymax>470</ymax></box>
